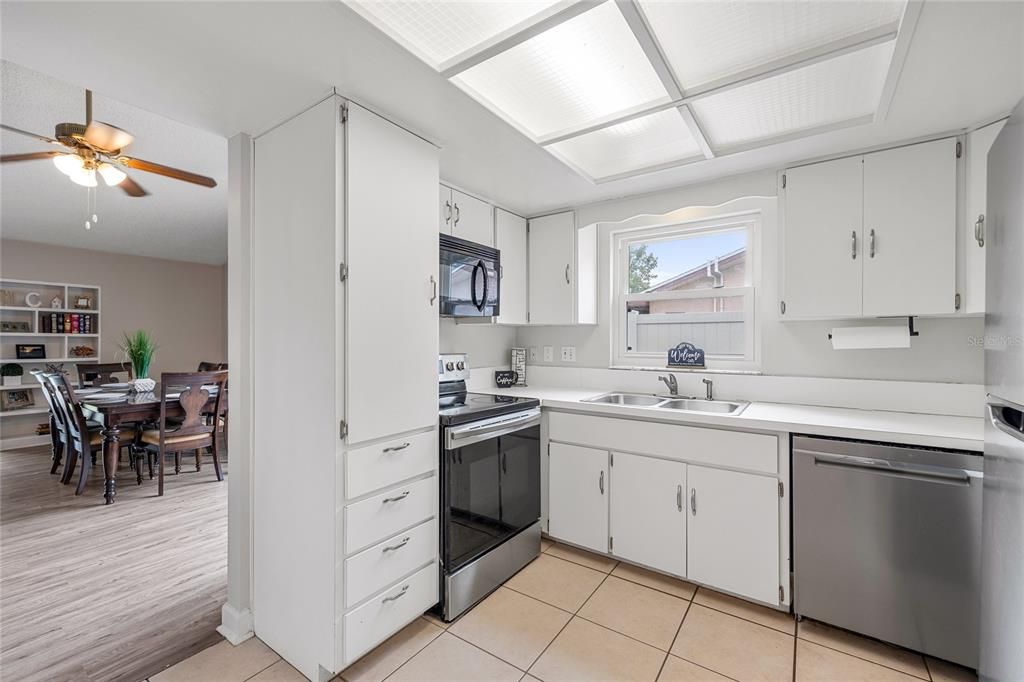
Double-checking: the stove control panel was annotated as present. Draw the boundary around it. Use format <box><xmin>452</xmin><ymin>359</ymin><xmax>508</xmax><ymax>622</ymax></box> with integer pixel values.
<box><xmin>439</xmin><ymin>353</ymin><xmax>469</xmax><ymax>382</ymax></box>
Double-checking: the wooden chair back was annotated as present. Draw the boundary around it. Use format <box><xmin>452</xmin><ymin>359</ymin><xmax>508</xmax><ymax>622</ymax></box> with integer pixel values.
<box><xmin>43</xmin><ymin>372</ymin><xmax>92</xmax><ymax>452</ymax></box>
<box><xmin>78</xmin><ymin>362</ymin><xmax>134</xmax><ymax>387</ymax></box>
<box><xmin>157</xmin><ymin>371</ymin><xmax>228</xmax><ymax>446</ymax></box>
<box><xmin>33</xmin><ymin>369</ymin><xmax>66</xmax><ymax>436</ymax></box>
<box><xmin>197</xmin><ymin>361</ymin><xmax>228</xmax><ymax>371</ymax></box>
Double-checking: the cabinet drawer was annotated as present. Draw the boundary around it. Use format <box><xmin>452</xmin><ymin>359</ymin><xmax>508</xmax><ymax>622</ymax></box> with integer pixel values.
<box><xmin>345</xmin><ymin>519</ymin><xmax>437</xmax><ymax>608</ymax></box>
<box><xmin>343</xmin><ymin>562</ymin><xmax>438</xmax><ymax>666</ymax></box>
<box><xmin>344</xmin><ymin>476</ymin><xmax>436</xmax><ymax>554</ymax></box>
<box><xmin>346</xmin><ymin>429</ymin><xmax>437</xmax><ymax>499</ymax></box>
<box><xmin>550</xmin><ymin>411</ymin><xmax>777</xmax><ymax>475</ymax></box>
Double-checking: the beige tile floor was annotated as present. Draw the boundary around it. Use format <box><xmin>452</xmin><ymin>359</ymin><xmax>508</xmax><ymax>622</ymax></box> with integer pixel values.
<box><xmin>152</xmin><ymin>541</ymin><xmax>979</xmax><ymax>682</ymax></box>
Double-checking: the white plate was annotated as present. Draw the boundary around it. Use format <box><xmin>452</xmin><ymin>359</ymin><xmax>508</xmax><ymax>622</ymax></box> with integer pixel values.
<box><xmin>75</xmin><ymin>388</ymin><xmax>102</xmax><ymax>395</ymax></box>
<box><xmin>101</xmin><ymin>383</ymin><xmax>131</xmax><ymax>389</ymax></box>
<box><xmin>84</xmin><ymin>391</ymin><xmax>128</xmax><ymax>399</ymax></box>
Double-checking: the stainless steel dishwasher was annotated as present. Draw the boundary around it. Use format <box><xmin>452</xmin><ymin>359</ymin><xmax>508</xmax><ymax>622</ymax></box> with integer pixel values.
<box><xmin>793</xmin><ymin>435</ymin><xmax>983</xmax><ymax>668</ymax></box>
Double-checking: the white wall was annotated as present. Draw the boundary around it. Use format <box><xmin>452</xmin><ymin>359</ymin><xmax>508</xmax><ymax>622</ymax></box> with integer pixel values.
<box><xmin>516</xmin><ymin>171</ymin><xmax>984</xmax><ymax>384</ymax></box>
<box><xmin>440</xmin><ymin>318</ymin><xmax>516</xmax><ymax>369</ymax></box>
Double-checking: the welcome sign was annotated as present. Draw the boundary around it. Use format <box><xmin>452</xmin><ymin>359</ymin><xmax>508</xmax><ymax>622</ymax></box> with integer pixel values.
<box><xmin>667</xmin><ymin>342</ymin><xmax>706</xmax><ymax>368</ymax></box>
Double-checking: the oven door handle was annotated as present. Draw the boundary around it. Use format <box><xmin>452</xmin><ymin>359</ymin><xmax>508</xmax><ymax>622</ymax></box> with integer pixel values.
<box><xmin>445</xmin><ymin>410</ymin><xmax>541</xmax><ymax>449</ymax></box>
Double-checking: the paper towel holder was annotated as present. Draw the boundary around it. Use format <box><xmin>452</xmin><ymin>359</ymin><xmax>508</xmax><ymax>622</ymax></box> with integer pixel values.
<box><xmin>828</xmin><ymin>316</ymin><xmax>920</xmax><ymax>340</ymax></box>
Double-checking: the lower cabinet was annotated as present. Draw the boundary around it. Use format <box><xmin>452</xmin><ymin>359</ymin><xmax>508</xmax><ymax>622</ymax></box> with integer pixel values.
<box><xmin>686</xmin><ymin>465</ymin><xmax>780</xmax><ymax>605</ymax></box>
<box><xmin>609</xmin><ymin>452</ymin><xmax>686</xmax><ymax>577</ymax></box>
<box><xmin>548</xmin><ymin>442</ymin><xmax>608</xmax><ymax>553</ymax></box>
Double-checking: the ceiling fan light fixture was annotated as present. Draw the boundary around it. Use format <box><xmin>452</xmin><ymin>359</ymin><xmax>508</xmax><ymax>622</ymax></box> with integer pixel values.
<box><xmin>69</xmin><ymin>166</ymin><xmax>98</xmax><ymax>188</ymax></box>
<box><xmin>97</xmin><ymin>162</ymin><xmax>127</xmax><ymax>186</ymax></box>
<box><xmin>52</xmin><ymin>153</ymin><xmax>83</xmax><ymax>176</ymax></box>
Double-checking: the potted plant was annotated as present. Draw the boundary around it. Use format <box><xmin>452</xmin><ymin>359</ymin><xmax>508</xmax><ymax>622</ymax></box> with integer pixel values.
<box><xmin>1</xmin><ymin>363</ymin><xmax>23</xmax><ymax>387</ymax></box>
<box><xmin>119</xmin><ymin>330</ymin><xmax>158</xmax><ymax>392</ymax></box>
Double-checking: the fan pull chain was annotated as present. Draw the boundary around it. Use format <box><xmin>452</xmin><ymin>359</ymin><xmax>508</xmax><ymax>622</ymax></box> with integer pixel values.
<box><xmin>84</xmin><ymin>187</ymin><xmax>99</xmax><ymax>230</ymax></box>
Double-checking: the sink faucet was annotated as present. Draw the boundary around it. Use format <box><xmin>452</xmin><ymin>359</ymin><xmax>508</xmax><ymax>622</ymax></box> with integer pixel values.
<box><xmin>702</xmin><ymin>378</ymin><xmax>714</xmax><ymax>401</ymax></box>
<box><xmin>658</xmin><ymin>374</ymin><xmax>678</xmax><ymax>396</ymax></box>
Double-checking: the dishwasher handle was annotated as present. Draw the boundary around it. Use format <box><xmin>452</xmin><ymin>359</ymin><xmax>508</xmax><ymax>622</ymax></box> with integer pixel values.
<box><xmin>811</xmin><ymin>453</ymin><xmax>981</xmax><ymax>485</ymax></box>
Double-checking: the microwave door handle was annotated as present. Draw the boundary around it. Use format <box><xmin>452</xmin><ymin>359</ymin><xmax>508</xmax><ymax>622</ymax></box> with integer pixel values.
<box><xmin>470</xmin><ymin>261</ymin><xmax>481</xmax><ymax>310</ymax></box>
<box><xmin>480</xmin><ymin>260</ymin><xmax>489</xmax><ymax>312</ymax></box>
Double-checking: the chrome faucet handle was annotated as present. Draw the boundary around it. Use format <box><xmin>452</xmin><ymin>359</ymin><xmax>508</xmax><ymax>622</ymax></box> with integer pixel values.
<box><xmin>658</xmin><ymin>374</ymin><xmax>679</xmax><ymax>396</ymax></box>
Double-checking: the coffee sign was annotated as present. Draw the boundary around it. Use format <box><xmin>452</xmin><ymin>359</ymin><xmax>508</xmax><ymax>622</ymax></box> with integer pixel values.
<box><xmin>667</xmin><ymin>342</ymin><xmax>705</xmax><ymax>368</ymax></box>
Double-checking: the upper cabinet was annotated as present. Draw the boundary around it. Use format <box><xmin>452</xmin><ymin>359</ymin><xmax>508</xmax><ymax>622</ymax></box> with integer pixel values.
<box><xmin>495</xmin><ymin>208</ymin><xmax>528</xmax><ymax>325</ymax></box>
<box><xmin>964</xmin><ymin>120</ymin><xmax>1007</xmax><ymax>315</ymax></box>
<box><xmin>782</xmin><ymin>137</ymin><xmax>958</xmax><ymax>319</ymax></box>
<box><xmin>439</xmin><ymin>184</ymin><xmax>494</xmax><ymax>247</ymax></box>
<box><xmin>527</xmin><ymin>211</ymin><xmax>597</xmax><ymax>325</ymax></box>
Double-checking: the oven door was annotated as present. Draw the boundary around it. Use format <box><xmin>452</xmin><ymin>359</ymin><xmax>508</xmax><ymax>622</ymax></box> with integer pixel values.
<box><xmin>442</xmin><ymin>409</ymin><xmax>541</xmax><ymax>573</ymax></box>
<box><xmin>439</xmin><ymin>234</ymin><xmax>500</xmax><ymax>317</ymax></box>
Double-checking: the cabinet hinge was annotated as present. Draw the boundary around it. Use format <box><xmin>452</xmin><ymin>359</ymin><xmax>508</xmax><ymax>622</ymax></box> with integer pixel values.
<box><xmin>779</xmin><ymin>481</ymin><xmax>784</xmax><ymax>498</ymax></box>
<box><xmin>780</xmin><ymin>585</ymin><xmax>785</xmax><ymax>603</ymax></box>
<box><xmin>339</xmin><ymin>262</ymin><xmax>348</xmax><ymax>282</ymax></box>
<box><xmin>956</xmin><ymin>140</ymin><xmax>962</xmax><ymax>158</ymax></box>
<box><xmin>340</xmin><ymin>104</ymin><xmax>348</xmax><ymax>124</ymax></box>
<box><xmin>955</xmin><ymin>293</ymin><xmax>961</xmax><ymax>311</ymax></box>
<box><xmin>781</xmin><ymin>173</ymin><xmax>787</xmax><ymax>189</ymax></box>
<box><xmin>339</xmin><ymin>420</ymin><xmax>348</xmax><ymax>439</ymax></box>
<box><xmin>610</xmin><ymin>453</ymin><xmax>614</xmax><ymax>466</ymax></box>
<box><xmin>609</xmin><ymin>536</ymin><xmax>614</xmax><ymax>552</ymax></box>
<box><xmin>780</xmin><ymin>300</ymin><xmax>786</xmax><ymax>315</ymax></box>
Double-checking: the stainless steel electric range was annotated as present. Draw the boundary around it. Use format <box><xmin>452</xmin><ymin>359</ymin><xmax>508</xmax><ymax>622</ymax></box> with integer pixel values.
<box><xmin>436</xmin><ymin>353</ymin><xmax>541</xmax><ymax>621</ymax></box>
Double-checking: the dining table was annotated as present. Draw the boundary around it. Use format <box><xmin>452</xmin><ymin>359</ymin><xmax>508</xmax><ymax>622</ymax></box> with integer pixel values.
<box><xmin>79</xmin><ymin>384</ymin><xmax>226</xmax><ymax>504</ymax></box>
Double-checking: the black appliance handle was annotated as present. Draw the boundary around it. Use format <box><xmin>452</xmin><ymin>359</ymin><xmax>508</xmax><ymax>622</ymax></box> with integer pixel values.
<box><xmin>480</xmin><ymin>260</ymin><xmax>489</xmax><ymax>312</ymax></box>
<box><xmin>470</xmin><ymin>260</ymin><xmax>481</xmax><ymax>310</ymax></box>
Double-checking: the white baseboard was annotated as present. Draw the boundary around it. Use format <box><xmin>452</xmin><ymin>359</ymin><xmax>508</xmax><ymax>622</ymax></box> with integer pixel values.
<box><xmin>217</xmin><ymin>603</ymin><xmax>254</xmax><ymax>645</ymax></box>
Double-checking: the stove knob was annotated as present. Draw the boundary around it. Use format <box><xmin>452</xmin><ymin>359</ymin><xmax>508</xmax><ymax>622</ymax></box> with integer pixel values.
<box><xmin>456</xmin><ymin>361</ymin><xmax>465</xmax><ymax>371</ymax></box>
<box><xmin>446</xmin><ymin>362</ymin><xmax>455</xmax><ymax>371</ymax></box>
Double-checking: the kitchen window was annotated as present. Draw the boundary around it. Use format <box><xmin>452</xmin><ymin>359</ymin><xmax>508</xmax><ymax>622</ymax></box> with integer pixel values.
<box><xmin>612</xmin><ymin>214</ymin><xmax>759</xmax><ymax>370</ymax></box>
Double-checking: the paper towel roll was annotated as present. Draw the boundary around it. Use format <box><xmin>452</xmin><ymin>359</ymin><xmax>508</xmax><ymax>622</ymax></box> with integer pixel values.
<box><xmin>829</xmin><ymin>325</ymin><xmax>912</xmax><ymax>350</ymax></box>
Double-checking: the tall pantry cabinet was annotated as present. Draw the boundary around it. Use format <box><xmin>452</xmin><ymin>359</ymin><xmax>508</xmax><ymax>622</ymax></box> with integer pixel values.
<box><xmin>252</xmin><ymin>95</ymin><xmax>440</xmax><ymax>680</ymax></box>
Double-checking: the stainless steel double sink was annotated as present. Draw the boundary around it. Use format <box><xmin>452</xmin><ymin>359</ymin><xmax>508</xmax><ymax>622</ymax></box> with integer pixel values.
<box><xmin>582</xmin><ymin>392</ymin><xmax>749</xmax><ymax>415</ymax></box>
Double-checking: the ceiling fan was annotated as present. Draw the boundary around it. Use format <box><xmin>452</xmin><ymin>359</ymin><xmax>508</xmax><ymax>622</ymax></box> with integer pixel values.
<box><xmin>0</xmin><ymin>89</ymin><xmax>216</xmax><ymax>197</ymax></box>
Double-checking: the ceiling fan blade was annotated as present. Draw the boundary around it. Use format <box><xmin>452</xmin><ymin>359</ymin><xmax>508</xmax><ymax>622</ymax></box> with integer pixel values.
<box><xmin>117</xmin><ymin>156</ymin><xmax>217</xmax><ymax>188</ymax></box>
<box><xmin>0</xmin><ymin>124</ymin><xmax>61</xmax><ymax>145</ymax></box>
<box><xmin>1</xmin><ymin>150</ymin><xmax>62</xmax><ymax>163</ymax></box>
<box><xmin>119</xmin><ymin>174</ymin><xmax>149</xmax><ymax>197</ymax></box>
<box><xmin>84</xmin><ymin>120</ymin><xmax>133</xmax><ymax>152</ymax></box>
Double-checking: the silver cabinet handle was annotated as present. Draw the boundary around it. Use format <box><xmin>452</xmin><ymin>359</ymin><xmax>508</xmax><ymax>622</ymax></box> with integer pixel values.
<box><xmin>382</xmin><ymin>585</ymin><xmax>409</xmax><ymax>603</ymax></box>
<box><xmin>869</xmin><ymin>229</ymin><xmax>876</xmax><ymax>258</ymax></box>
<box><xmin>445</xmin><ymin>200</ymin><xmax>452</xmax><ymax>225</ymax></box>
<box><xmin>975</xmin><ymin>214</ymin><xmax>985</xmax><ymax>247</ymax></box>
<box><xmin>851</xmin><ymin>230</ymin><xmax>857</xmax><ymax>259</ymax></box>
<box><xmin>383</xmin><ymin>442</ymin><xmax>411</xmax><ymax>453</ymax></box>
<box><xmin>676</xmin><ymin>484</ymin><xmax>683</xmax><ymax>512</ymax></box>
<box><xmin>453</xmin><ymin>203</ymin><xmax>460</xmax><ymax>226</ymax></box>
<box><xmin>565</xmin><ymin>264</ymin><xmax>571</xmax><ymax>284</ymax></box>
<box><xmin>599</xmin><ymin>470</ymin><xmax>605</xmax><ymax>495</ymax></box>
<box><xmin>429</xmin><ymin>275</ymin><xmax>437</xmax><ymax>306</ymax></box>
<box><xmin>382</xmin><ymin>491</ymin><xmax>410</xmax><ymax>504</ymax></box>
<box><xmin>690</xmin><ymin>488</ymin><xmax>696</xmax><ymax>515</ymax></box>
<box><xmin>382</xmin><ymin>537</ymin><xmax>411</xmax><ymax>553</ymax></box>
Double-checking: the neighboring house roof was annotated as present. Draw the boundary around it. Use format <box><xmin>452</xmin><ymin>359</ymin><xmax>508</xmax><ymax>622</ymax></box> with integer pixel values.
<box><xmin>643</xmin><ymin>247</ymin><xmax>745</xmax><ymax>293</ymax></box>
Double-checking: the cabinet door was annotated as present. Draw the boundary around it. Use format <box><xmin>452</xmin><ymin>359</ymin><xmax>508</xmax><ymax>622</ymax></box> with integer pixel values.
<box><xmin>439</xmin><ymin>185</ymin><xmax>453</xmax><ymax>234</ymax></box>
<box><xmin>782</xmin><ymin>157</ymin><xmax>863</xmax><ymax>318</ymax></box>
<box><xmin>863</xmin><ymin>138</ymin><xmax>957</xmax><ymax>316</ymax></box>
<box><xmin>609</xmin><ymin>453</ymin><xmax>686</xmax><ymax>577</ymax></box>
<box><xmin>548</xmin><ymin>442</ymin><xmax>608</xmax><ymax>553</ymax></box>
<box><xmin>451</xmin><ymin>189</ymin><xmax>494</xmax><ymax>247</ymax></box>
<box><xmin>347</xmin><ymin>104</ymin><xmax>439</xmax><ymax>443</ymax></box>
<box><xmin>687</xmin><ymin>465</ymin><xmax>779</xmax><ymax>604</ymax></box>
<box><xmin>965</xmin><ymin>121</ymin><xmax>1006</xmax><ymax>314</ymax></box>
<box><xmin>528</xmin><ymin>212</ymin><xmax>575</xmax><ymax>325</ymax></box>
<box><xmin>495</xmin><ymin>208</ymin><xmax>528</xmax><ymax>325</ymax></box>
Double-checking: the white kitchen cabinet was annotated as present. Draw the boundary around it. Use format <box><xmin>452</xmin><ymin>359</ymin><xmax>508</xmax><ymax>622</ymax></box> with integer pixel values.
<box><xmin>253</xmin><ymin>96</ymin><xmax>439</xmax><ymax>679</ymax></box>
<box><xmin>527</xmin><ymin>211</ymin><xmax>597</xmax><ymax>325</ymax></box>
<box><xmin>964</xmin><ymin>120</ymin><xmax>1006</xmax><ymax>314</ymax></box>
<box><xmin>609</xmin><ymin>452</ymin><xmax>686</xmax><ymax>577</ymax></box>
<box><xmin>495</xmin><ymin>208</ymin><xmax>528</xmax><ymax>325</ymax></box>
<box><xmin>687</xmin><ymin>465</ymin><xmax>780</xmax><ymax>605</ymax></box>
<box><xmin>781</xmin><ymin>156</ymin><xmax>864</xmax><ymax>318</ymax></box>
<box><xmin>548</xmin><ymin>442</ymin><xmax>608</xmax><ymax>553</ymax></box>
<box><xmin>439</xmin><ymin>184</ymin><xmax>494</xmax><ymax>246</ymax></box>
<box><xmin>862</xmin><ymin>138</ymin><xmax>958</xmax><ymax>316</ymax></box>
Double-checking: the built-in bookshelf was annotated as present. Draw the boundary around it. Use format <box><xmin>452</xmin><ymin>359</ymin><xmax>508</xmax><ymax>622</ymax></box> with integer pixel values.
<box><xmin>0</xmin><ymin>278</ymin><xmax>101</xmax><ymax>450</ymax></box>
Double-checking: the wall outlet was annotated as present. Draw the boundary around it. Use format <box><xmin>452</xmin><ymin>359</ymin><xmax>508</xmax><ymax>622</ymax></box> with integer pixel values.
<box><xmin>529</xmin><ymin>347</ymin><xmax>538</xmax><ymax>362</ymax></box>
<box><xmin>542</xmin><ymin>346</ymin><xmax>554</xmax><ymax>362</ymax></box>
<box><xmin>560</xmin><ymin>346</ymin><xmax>576</xmax><ymax>362</ymax></box>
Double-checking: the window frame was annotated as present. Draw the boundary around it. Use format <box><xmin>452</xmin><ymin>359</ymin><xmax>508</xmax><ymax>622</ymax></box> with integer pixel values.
<box><xmin>611</xmin><ymin>211</ymin><xmax>761</xmax><ymax>371</ymax></box>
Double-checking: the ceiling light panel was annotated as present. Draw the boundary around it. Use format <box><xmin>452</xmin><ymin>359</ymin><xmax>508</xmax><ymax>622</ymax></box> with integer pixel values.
<box><xmin>548</xmin><ymin>108</ymin><xmax>701</xmax><ymax>180</ymax></box>
<box><xmin>452</xmin><ymin>1</ymin><xmax>670</xmax><ymax>140</ymax></box>
<box><xmin>639</xmin><ymin>0</ymin><xmax>905</xmax><ymax>89</ymax></box>
<box><xmin>348</xmin><ymin>1</ymin><xmax>562</xmax><ymax>68</ymax></box>
<box><xmin>692</xmin><ymin>41</ymin><xmax>894</xmax><ymax>149</ymax></box>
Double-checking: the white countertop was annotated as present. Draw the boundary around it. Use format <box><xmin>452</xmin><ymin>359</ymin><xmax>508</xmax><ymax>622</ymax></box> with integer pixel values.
<box><xmin>475</xmin><ymin>385</ymin><xmax>985</xmax><ymax>452</ymax></box>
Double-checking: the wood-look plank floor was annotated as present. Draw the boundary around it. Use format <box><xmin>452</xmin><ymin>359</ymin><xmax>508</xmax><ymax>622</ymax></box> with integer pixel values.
<box><xmin>0</xmin><ymin>446</ymin><xmax>228</xmax><ymax>682</ymax></box>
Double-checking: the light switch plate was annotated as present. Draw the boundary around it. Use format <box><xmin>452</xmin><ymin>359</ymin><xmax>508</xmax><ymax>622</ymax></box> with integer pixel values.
<box><xmin>529</xmin><ymin>347</ymin><xmax>538</xmax><ymax>362</ymax></box>
<box><xmin>543</xmin><ymin>346</ymin><xmax>554</xmax><ymax>362</ymax></box>
<box><xmin>560</xmin><ymin>346</ymin><xmax>576</xmax><ymax>362</ymax></box>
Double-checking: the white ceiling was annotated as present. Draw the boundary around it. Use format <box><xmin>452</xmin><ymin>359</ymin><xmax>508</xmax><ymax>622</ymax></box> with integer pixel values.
<box><xmin>1</xmin><ymin>61</ymin><xmax>228</xmax><ymax>264</ymax></box>
<box><xmin>1</xmin><ymin>1</ymin><xmax>1021</xmax><ymax>235</ymax></box>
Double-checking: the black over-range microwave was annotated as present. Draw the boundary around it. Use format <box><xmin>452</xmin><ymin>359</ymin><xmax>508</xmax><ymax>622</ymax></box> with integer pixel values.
<box><xmin>439</xmin><ymin>233</ymin><xmax>500</xmax><ymax>317</ymax></box>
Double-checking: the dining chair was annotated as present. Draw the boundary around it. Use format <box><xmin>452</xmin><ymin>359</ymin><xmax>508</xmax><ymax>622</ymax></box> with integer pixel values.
<box><xmin>77</xmin><ymin>362</ymin><xmax>134</xmax><ymax>388</ymax></box>
<box><xmin>197</xmin><ymin>361</ymin><xmax>227</xmax><ymax>371</ymax></box>
<box><xmin>138</xmin><ymin>371</ymin><xmax>228</xmax><ymax>496</ymax></box>
<box><xmin>33</xmin><ymin>369</ymin><xmax>67</xmax><ymax>475</ymax></box>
